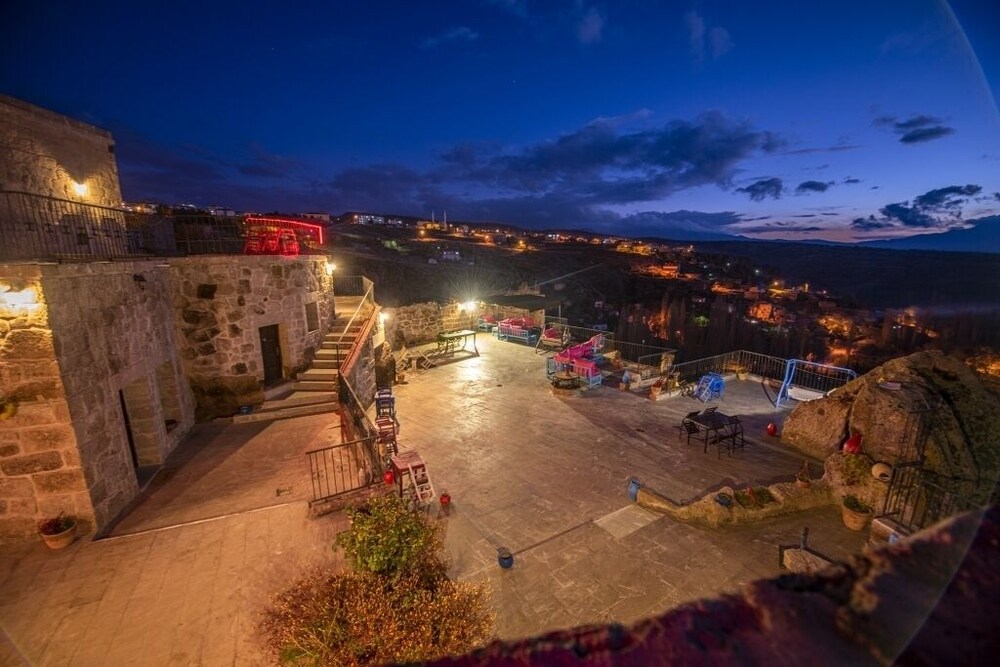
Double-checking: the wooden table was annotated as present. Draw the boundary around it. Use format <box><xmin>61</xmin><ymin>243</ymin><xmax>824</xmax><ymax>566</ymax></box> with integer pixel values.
<box><xmin>551</xmin><ymin>370</ymin><xmax>580</xmax><ymax>389</ymax></box>
<box><xmin>436</xmin><ymin>329</ymin><xmax>479</xmax><ymax>355</ymax></box>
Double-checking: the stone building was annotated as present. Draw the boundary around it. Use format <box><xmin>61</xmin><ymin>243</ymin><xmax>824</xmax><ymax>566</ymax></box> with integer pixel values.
<box><xmin>0</xmin><ymin>98</ymin><xmax>340</xmax><ymax>542</ymax></box>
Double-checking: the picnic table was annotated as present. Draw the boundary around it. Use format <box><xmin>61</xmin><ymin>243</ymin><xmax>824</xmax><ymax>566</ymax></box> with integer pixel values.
<box><xmin>436</xmin><ymin>329</ymin><xmax>479</xmax><ymax>356</ymax></box>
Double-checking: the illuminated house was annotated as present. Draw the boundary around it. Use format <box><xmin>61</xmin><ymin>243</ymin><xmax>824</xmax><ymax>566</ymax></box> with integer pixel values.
<box><xmin>0</xmin><ymin>97</ymin><xmax>343</xmax><ymax>543</ymax></box>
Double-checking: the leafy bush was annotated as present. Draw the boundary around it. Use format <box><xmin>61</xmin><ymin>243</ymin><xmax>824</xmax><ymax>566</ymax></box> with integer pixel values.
<box><xmin>843</xmin><ymin>494</ymin><xmax>872</xmax><ymax>513</ymax></box>
<box><xmin>336</xmin><ymin>494</ymin><xmax>444</xmax><ymax>581</ymax></box>
<box><xmin>263</xmin><ymin>493</ymin><xmax>494</xmax><ymax>665</ymax></box>
<box><xmin>260</xmin><ymin>569</ymin><xmax>493</xmax><ymax>666</ymax></box>
<box><xmin>734</xmin><ymin>486</ymin><xmax>775</xmax><ymax>508</ymax></box>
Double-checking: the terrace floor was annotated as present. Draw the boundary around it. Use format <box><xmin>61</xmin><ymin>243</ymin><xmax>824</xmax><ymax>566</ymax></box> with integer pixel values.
<box><xmin>0</xmin><ymin>334</ymin><xmax>867</xmax><ymax>665</ymax></box>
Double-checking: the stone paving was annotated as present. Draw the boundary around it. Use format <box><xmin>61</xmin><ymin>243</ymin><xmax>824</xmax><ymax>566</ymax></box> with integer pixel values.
<box><xmin>0</xmin><ymin>333</ymin><xmax>868</xmax><ymax>664</ymax></box>
<box><xmin>395</xmin><ymin>334</ymin><xmax>867</xmax><ymax>639</ymax></box>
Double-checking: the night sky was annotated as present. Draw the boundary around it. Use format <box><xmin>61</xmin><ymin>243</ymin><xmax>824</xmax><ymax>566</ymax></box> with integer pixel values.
<box><xmin>2</xmin><ymin>0</ymin><xmax>998</xmax><ymax>242</ymax></box>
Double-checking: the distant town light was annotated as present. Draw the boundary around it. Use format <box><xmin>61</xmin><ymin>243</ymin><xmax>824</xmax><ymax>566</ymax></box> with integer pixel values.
<box><xmin>72</xmin><ymin>181</ymin><xmax>88</xmax><ymax>197</ymax></box>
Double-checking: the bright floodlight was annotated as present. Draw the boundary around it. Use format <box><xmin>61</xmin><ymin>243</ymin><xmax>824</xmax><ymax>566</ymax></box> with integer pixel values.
<box><xmin>72</xmin><ymin>181</ymin><xmax>88</xmax><ymax>197</ymax></box>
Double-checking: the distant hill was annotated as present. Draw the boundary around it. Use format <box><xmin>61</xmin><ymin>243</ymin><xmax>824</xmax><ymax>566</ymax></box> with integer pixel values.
<box><xmin>859</xmin><ymin>216</ymin><xmax>1000</xmax><ymax>254</ymax></box>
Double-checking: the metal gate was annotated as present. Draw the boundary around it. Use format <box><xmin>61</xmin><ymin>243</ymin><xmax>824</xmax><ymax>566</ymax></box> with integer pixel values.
<box><xmin>306</xmin><ymin>436</ymin><xmax>380</xmax><ymax>505</ymax></box>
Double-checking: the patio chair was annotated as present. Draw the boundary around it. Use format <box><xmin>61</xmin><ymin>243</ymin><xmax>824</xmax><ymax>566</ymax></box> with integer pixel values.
<box><xmin>705</xmin><ymin>432</ymin><xmax>733</xmax><ymax>458</ymax></box>
<box><xmin>726</xmin><ymin>416</ymin><xmax>745</xmax><ymax>450</ymax></box>
<box><xmin>675</xmin><ymin>410</ymin><xmax>701</xmax><ymax>441</ymax></box>
<box><xmin>682</xmin><ymin>421</ymin><xmax>708</xmax><ymax>447</ymax></box>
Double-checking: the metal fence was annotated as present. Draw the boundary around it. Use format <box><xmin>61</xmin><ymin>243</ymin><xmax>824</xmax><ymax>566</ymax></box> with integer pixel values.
<box><xmin>306</xmin><ymin>435</ymin><xmax>381</xmax><ymax>505</ymax></box>
<box><xmin>0</xmin><ymin>190</ymin><xmax>329</xmax><ymax>261</ymax></box>
<box><xmin>541</xmin><ymin>319</ymin><xmax>675</xmax><ymax>364</ymax></box>
<box><xmin>669</xmin><ymin>350</ymin><xmax>787</xmax><ymax>384</ymax></box>
<box><xmin>880</xmin><ymin>465</ymin><xmax>982</xmax><ymax>534</ymax></box>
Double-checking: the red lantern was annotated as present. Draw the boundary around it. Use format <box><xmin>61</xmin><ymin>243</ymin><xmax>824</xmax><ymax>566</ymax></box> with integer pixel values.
<box><xmin>843</xmin><ymin>432</ymin><xmax>863</xmax><ymax>455</ymax></box>
<box><xmin>439</xmin><ymin>493</ymin><xmax>451</xmax><ymax>508</ymax></box>
<box><xmin>382</xmin><ymin>469</ymin><xmax>395</xmax><ymax>485</ymax></box>
<box><xmin>766</xmin><ymin>422</ymin><xmax>778</xmax><ymax>437</ymax></box>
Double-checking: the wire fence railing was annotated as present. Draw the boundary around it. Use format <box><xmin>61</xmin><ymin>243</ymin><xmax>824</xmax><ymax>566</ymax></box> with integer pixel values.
<box><xmin>542</xmin><ymin>319</ymin><xmax>675</xmax><ymax>364</ymax></box>
<box><xmin>0</xmin><ymin>190</ymin><xmax>330</xmax><ymax>261</ymax></box>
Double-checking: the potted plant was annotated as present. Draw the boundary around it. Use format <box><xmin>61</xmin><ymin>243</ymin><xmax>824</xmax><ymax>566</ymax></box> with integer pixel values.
<box><xmin>38</xmin><ymin>513</ymin><xmax>76</xmax><ymax>550</ymax></box>
<box><xmin>649</xmin><ymin>377</ymin><xmax>664</xmax><ymax>400</ymax></box>
<box><xmin>795</xmin><ymin>461</ymin><xmax>811</xmax><ymax>489</ymax></box>
<box><xmin>841</xmin><ymin>494</ymin><xmax>872</xmax><ymax>531</ymax></box>
<box><xmin>735</xmin><ymin>367</ymin><xmax>748</xmax><ymax>381</ymax></box>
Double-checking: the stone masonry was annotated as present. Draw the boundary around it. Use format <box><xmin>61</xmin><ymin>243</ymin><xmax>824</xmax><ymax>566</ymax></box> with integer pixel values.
<box><xmin>386</xmin><ymin>301</ymin><xmax>543</xmax><ymax>347</ymax></box>
<box><xmin>168</xmin><ymin>255</ymin><xmax>335</xmax><ymax>419</ymax></box>
<box><xmin>0</xmin><ymin>261</ymin><xmax>198</xmax><ymax>542</ymax></box>
<box><xmin>0</xmin><ymin>95</ymin><xmax>121</xmax><ymax>206</ymax></box>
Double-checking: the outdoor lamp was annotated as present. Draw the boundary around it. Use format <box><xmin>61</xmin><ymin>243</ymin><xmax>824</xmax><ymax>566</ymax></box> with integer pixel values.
<box><xmin>325</xmin><ymin>261</ymin><xmax>336</xmax><ymax>276</ymax></box>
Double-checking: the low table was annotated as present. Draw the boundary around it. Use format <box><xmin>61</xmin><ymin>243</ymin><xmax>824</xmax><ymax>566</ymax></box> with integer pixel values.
<box><xmin>436</xmin><ymin>329</ymin><xmax>479</xmax><ymax>355</ymax></box>
<box><xmin>551</xmin><ymin>370</ymin><xmax>581</xmax><ymax>390</ymax></box>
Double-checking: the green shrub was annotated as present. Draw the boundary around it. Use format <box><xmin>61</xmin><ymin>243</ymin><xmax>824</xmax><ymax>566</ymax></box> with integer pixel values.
<box><xmin>336</xmin><ymin>494</ymin><xmax>444</xmax><ymax>581</ymax></box>
<box><xmin>734</xmin><ymin>486</ymin><xmax>775</xmax><ymax>508</ymax></box>
<box><xmin>843</xmin><ymin>494</ymin><xmax>872</xmax><ymax>513</ymax></box>
<box><xmin>260</xmin><ymin>569</ymin><xmax>493</xmax><ymax>666</ymax></box>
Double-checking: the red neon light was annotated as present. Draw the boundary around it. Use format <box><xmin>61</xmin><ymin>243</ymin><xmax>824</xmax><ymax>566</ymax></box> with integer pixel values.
<box><xmin>245</xmin><ymin>216</ymin><xmax>324</xmax><ymax>245</ymax></box>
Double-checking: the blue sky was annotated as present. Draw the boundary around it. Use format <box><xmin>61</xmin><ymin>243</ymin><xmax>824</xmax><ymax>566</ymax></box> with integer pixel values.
<box><xmin>1</xmin><ymin>0</ymin><xmax>998</xmax><ymax>242</ymax></box>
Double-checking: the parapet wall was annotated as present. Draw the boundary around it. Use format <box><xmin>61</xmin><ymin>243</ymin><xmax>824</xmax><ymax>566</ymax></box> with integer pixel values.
<box><xmin>0</xmin><ymin>95</ymin><xmax>121</xmax><ymax>206</ymax></box>
<box><xmin>386</xmin><ymin>301</ymin><xmax>544</xmax><ymax>347</ymax></box>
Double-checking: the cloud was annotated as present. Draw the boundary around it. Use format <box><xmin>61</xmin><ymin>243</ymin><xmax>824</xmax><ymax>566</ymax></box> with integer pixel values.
<box><xmin>782</xmin><ymin>143</ymin><xmax>861</xmax><ymax>156</ymax></box>
<box><xmin>874</xmin><ymin>113</ymin><xmax>954</xmax><ymax>144</ymax></box>
<box><xmin>709</xmin><ymin>27</ymin><xmax>732</xmax><ymax>59</ymax></box>
<box><xmin>796</xmin><ymin>180</ymin><xmax>832</xmax><ymax>193</ymax></box>
<box><xmin>995</xmin><ymin>192</ymin><xmax>1000</xmax><ymax>202</ymax></box>
<box><xmin>843</xmin><ymin>177</ymin><xmax>861</xmax><ymax>184</ymax></box>
<box><xmin>737</xmin><ymin>224</ymin><xmax>826</xmax><ymax>234</ymax></box>
<box><xmin>736</xmin><ymin>177</ymin><xmax>783</xmax><ymax>201</ymax></box>
<box><xmin>460</xmin><ymin>111</ymin><xmax>783</xmax><ymax>203</ymax></box>
<box><xmin>236</xmin><ymin>145</ymin><xmax>304</xmax><ymax>179</ymax></box>
<box><xmin>878</xmin><ymin>202</ymin><xmax>938</xmax><ymax>228</ymax></box>
<box><xmin>686</xmin><ymin>12</ymin><xmax>733</xmax><ymax>63</ymax></box>
<box><xmin>577</xmin><ymin>7</ymin><xmax>605</xmax><ymax>44</ymax></box>
<box><xmin>421</xmin><ymin>26</ymin><xmax>479</xmax><ymax>49</ymax></box>
<box><xmin>914</xmin><ymin>184</ymin><xmax>982</xmax><ymax>210</ymax></box>
<box><xmin>850</xmin><ymin>183</ymin><xmax>982</xmax><ymax>231</ymax></box>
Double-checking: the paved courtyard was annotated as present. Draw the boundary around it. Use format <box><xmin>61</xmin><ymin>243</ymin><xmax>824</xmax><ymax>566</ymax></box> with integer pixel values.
<box><xmin>0</xmin><ymin>333</ymin><xmax>867</xmax><ymax>665</ymax></box>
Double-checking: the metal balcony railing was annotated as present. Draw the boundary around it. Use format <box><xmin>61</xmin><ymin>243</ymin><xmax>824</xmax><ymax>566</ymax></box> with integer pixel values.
<box><xmin>0</xmin><ymin>190</ymin><xmax>328</xmax><ymax>261</ymax></box>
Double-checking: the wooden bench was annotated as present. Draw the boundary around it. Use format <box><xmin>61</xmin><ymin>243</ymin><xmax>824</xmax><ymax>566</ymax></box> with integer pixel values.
<box><xmin>497</xmin><ymin>319</ymin><xmax>538</xmax><ymax>345</ymax></box>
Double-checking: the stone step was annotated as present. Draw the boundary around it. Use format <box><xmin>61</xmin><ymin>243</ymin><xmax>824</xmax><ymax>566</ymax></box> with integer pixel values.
<box><xmin>299</xmin><ymin>368</ymin><xmax>339</xmax><ymax>382</ymax></box>
<box><xmin>232</xmin><ymin>400</ymin><xmax>338</xmax><ymax>424</ymax></box>
<box><xmin>258</xmin><ymin>392</ymin><xmax>338</xmax><ymax>410</ymax></box>
<box><xmin>320</xmin><ymin>340</ymin><xmax>356</xmax><ymax>351</ymax></box>
<box><xmin>311</xmin><ymin>359</ymin><xmax>339</xmax><ymax>369</ymax></box>
<box><xmin>293</xmin><ymin>380</ymin><xmax>335</xmax><ymax>392</ymax></box>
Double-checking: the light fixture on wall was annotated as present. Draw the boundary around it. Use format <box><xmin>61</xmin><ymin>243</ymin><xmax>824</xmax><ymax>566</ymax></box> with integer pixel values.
<box><xmin>325</xmin><ymin>261</ymin><xmax>336</xmax><ymax>276</ymax></box>
<box><xmin>0</xmin><ymin>285</ymin><xmax>40</xmax><ymax>312</ymax></box>
<box><xmin>72</xmin><ymin>181</ymin><xmax>88</xmax><ymax>197</ymax></box>
<box><xmin>132</xmin><ymin>273</ymin><xmax>147</xmax><ymax>290</ymax></box>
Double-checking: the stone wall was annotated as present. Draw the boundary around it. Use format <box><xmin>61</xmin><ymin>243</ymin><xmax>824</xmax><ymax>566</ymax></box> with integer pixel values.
<box><xmin>0</xmin><ymin>95</ymin><xmax>121</xmax><ymax>205</ymax></box>
<box><xmin>1</xmin><ymin>260</ymin><xmax>197</xmax><ymax>541</ymax></box>
<box><xmin>385</xmin><ymin>301</ymin><xmax>543</xmax><ymax>347</ymax></box>
<box><xmin>168</xmin><ymin>255</ymin><xmax>335</xmax><ymax>419</ymax></box>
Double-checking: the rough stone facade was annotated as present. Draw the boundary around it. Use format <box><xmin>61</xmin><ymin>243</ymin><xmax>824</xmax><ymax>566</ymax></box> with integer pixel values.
<box><xmin>386</xmin><ymin>301</ymin><xmax>543</xmax><ymax>347</ymax></box>
<box><xmin>168</xmin><ymin>255</ymin><xmax>335</xmax><ymax>419</ymax></box>
<box><xmin>0</xmin><ymin>95</ymin><xmax>121</xmax><ymax>205</ymax></box>
<box><xmin>0</xmin><ymin>261</ymin><xmax>196</xmax><ymax>542</ymax></box>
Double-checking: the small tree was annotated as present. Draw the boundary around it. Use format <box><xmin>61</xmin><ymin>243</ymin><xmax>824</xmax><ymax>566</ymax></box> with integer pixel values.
<box><xmin>336</xmin><ymin>494</ymin><xmax>445</xmax><ymax>582</ymax></box>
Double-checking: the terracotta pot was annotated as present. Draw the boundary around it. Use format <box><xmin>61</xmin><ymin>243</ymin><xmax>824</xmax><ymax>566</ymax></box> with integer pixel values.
<box><xmin>841</xmin><ymin>503</ymin><xmax>872</xmax><ymax>531</ymax></box>
<box><xmin>40</xmin><ymin>523</ymin><xmax>76</xmax><ymax>550</ymax></box>
<box><xmin>649</xmin><ymin>387</ymin><xmax>662</xmax><ymax>400</ymax></box>
<box><xmin>795</xmin><ymin>478</ymin><xmax>811</xmax><ymax>489</ymax></box>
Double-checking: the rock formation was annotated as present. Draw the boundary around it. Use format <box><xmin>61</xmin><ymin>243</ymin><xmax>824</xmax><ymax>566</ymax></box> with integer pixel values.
<box><xmin>780</xmin><ymin>351</ymin><xmax>1000</xmax><ymax>506</ymax></box>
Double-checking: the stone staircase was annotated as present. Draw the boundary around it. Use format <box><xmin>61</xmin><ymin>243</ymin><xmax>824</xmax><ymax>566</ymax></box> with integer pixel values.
<box><xmin>232</xmin><ymin>297</ymin><xmax>372</xmax><ymax>424</ymax></box>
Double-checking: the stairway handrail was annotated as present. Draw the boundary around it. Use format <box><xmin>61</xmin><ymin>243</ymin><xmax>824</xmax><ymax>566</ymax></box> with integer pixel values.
<box><xmin>333</xmin><ymin>276</ymin><xmax>374</xmax><ymax>347</ymax></box>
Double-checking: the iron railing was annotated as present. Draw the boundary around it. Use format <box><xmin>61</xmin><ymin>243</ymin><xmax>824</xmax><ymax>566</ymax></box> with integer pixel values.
<box><xmin>880</xmin><ymin>466</ymin><xmax>982</xmax><ymax>534</ymax></box>
<box><xmin>668</xmin><ymin>350</ymin><xmax>787</xmax><ymax>384</ymax></box>
<box><xmin>0</xmin><ymin>190</ymin><xmax>328</xmax><ymax>261</ymax></box>
<box><xmin>306</xmin><ymin>435</ymin><xmax>381</xmax><ymax>505</ymax></box>
<box><xmin>332</xmin><ymin>277</ymin><xmax>377</xmax><ymax>375</ymax></box>
<box><xmin>543</xmin><ymin>318</ymin><xmax>675</xmax><ymax>364</ymax></box>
